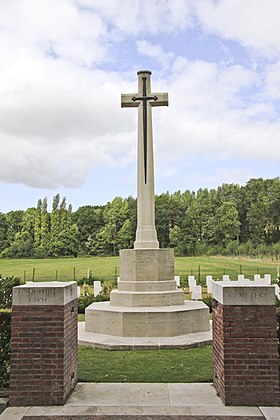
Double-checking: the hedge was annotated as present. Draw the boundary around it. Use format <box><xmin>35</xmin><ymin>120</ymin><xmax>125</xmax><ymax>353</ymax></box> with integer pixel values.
<box><xmin>0</xmin><ymin>309</ymin><xmax>12</xmax><ymax>388</ymax></box>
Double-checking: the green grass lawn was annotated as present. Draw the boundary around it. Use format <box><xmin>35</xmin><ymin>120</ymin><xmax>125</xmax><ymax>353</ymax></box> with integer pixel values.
<box><xmin>78</xmin><ymin>345</ymin><xmax>213</xmax><ymax>383</ymax></box>
<box><xmin>175</xmin><ymin>256</ymin><xmax>279</xmax><ymax>286</ymax></box>
<box><xmin>0</xmin><ymin>255</ymin><xmax>278</xmax><ymax>285</ymax></box>
<box><xmin>0</xmin><ymin>256</ymin><xmax>119</xmax><ymax>283</ymax></box>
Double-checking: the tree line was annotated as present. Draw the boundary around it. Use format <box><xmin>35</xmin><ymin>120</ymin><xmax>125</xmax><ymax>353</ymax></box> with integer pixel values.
<box><xmin>0</xmin><ymin>177</ymin><xmax>280</xmax><ymax>259</ymax></box>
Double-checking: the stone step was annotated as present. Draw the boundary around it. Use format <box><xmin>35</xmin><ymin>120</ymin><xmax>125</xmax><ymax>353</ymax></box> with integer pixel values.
<box><xmin>85</xmin><ymin>301</ymin><xmax>210</xmax><ymax>337</ymax></box>
<box><xmin>110</xmin><ymin>289</ymin><xmax>184</xmax><ymax>307</ymax></box>
<box><xmin>118</xmin><ymin>280</ymin><xmax>177</xmax><ymax>292</ymax></box>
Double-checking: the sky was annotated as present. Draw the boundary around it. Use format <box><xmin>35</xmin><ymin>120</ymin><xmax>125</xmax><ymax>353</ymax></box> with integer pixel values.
<box><xmin>1</xmin><ymin>0</ymin><xmax>280</xmax><ymax>213</ymax></box>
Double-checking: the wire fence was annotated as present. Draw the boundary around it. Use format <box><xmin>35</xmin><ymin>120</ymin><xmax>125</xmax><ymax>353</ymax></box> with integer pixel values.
<box><xmin>21</xmin><ymin>266</ymin><xmax>119</xmax><ymax>285</ymax></box>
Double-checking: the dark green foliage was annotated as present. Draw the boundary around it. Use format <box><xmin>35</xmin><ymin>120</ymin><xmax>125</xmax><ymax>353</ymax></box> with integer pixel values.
<box><xmin>276</xmin><ymin>306</ymin><xmax>280</xmax><ymax>357</ymax></box>
<box><xmin>77</xmin><ymin>281</ymin><xmax>115</xmax><ymax>313</ymax></box>
<box><xmin>77</xmin><ymin>294</ymin><xmax>95</xmax><ymax>314</ymax></box>
<box><xmin>0</xmin><ymin>310</ymin><xmax>12</xmax><ymax>388</ymax></box>
<box><xmin>202</xmin><ymin>295</ymin><xmax>213</xmax><ymax>313</ymax></box>
<box><xmin>0</xmin><ymin>275</ymin><xmax>22</xmax><ymax>309</ymax></box>
<box><xmin>0</xmin><ymin>276</ymin><xmax>19</xmax><ymax>389</ymax></box>
<box><xmin>1</xmin><ymin>177</ymin><xmax>280</xmax><ymax>258</ymax></box>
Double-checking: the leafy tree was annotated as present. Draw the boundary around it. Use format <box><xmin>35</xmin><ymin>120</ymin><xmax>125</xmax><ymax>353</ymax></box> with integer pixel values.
<box><xmin>118</xmin><ymin>219</ymin><xmax>134</xmax><ymax>249</ymax></box>
<box><xmin>34</xmin><ymin>199</ymin><xmax>42</xmax><ymax>249</ymax></box>
<box><xmin>2</xmin><ymin>208</ymin><xmax>36</xmax><ymax>257</ymax></box>
<box><xmin>214</xmin><ymin>201</ymin><xmax>240</xmax><ymax>247</ymax></box>
<box><xmin>5</xmin><ymin>210</ymin><xmax>24</xmax><ymax>245</ymax></box>
<box><xmin>0</xmin><ymin>213</ymin><xmax>9</xmax><ymax>253</ymax></box>
<box><xmin>73</xmin><ymin>205</ymin><xmax>104</xmax><ymax>254</ymax></box>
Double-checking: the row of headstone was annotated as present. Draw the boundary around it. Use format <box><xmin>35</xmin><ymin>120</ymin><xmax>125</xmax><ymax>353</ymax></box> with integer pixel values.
<box><xmin>188</xmin><ymin>274</ymin><xmax>273</xmax><ymax>300</ymax></box>
<box><xmin>187</xmin><ymin>276</ymin><xmax>202</xmax><ymax>300</ymax></box>
<box><xmin>76</xmin><ymin>281</ymin><xmax>103</xmax><ymax>297</ymax></box>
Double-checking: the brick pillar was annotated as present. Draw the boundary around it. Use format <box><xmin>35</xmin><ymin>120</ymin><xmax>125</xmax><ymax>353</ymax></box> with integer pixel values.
<box><xmin>9</xmin><ymin>282</ymin><xmax>78</xmax><ymax>406</ymax></box>
<box><xmin>212</xmin><ymin>281</ymin><xmax>280</xmax><ymax>406</ymax></box>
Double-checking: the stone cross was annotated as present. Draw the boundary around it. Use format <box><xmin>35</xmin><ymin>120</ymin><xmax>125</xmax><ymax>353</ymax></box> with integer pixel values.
<box><xmin>121</xmin><ymin>70</ymin><xmax>168</xmax><ymax>249</ymax></box>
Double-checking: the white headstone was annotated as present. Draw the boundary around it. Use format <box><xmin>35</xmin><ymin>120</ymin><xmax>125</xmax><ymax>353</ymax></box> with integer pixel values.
<box><xmin>254</xmin><ymin>274</ymin><xmax>261</xmax><ymax>282</ymax></box>
<box><xmin>191</xmin><ymin>285</ymin><xmax>202</xmax><ymax>300</ymax></box>
<box><xmin>188</xmin><ymin>276</ymin><xmax>196</xmax><ymax>293</ymax></box>
<box><xmin>238</xmin><ymin>274</ymin><xmax>245</xmax><ymax>281</ymax></box>
<box><xmin>77</xmin><ymin>286</ymin><xmax>81</xmax><ymax>297</ymax></box>
<box><xmin>174</xmin><ymin>276</ymin><xmax>180</xmax><ymax>287</ymax></box>
<box><xmin>206</xmin><ymin>275</ymin><xmax>213</xmax><ymax>294</ymax></box>
<box><xmin>264</xmin><ymin>274</ymin><xmax>272</xmax><ymax>285</ymax></box>
<box><xmin>222</xmin><ymin>275</ymin><xmax>230</xmax><ymax>282</ymax></box>
<box><xmin>254</xmin><ymin>275</ymin><xmax>271</xmax><ymax>285</ymax></box>
<box><xmin>93</xmin><ymin>281</ymin><xmax>102</xmax><ymax>297</ymax></box>
<box><xmin>237</xmin><ymin>278</ymin><xmax>251</xmax><ymax>285</ymax></box>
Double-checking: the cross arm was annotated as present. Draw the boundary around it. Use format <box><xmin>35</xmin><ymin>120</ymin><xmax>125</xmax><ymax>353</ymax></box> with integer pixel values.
<box><xmin>121</xmin><ymin>93</ymin><xmax>139</xmax><ymax>108</ymax></box>
<box><xmin>150</xmin><ymin>92</ymin><xmax>168</xmax><ymax>107</ymax></box>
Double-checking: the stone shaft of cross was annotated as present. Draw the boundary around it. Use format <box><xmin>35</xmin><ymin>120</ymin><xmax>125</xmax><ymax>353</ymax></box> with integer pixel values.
<box><xmin>121</xmin><ymin>70</ymin><xmax>168</xmax><ymax>249</ymax></box>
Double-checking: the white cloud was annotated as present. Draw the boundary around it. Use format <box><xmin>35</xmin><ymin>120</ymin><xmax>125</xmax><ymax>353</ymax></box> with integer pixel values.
<box><xmin>154</xmin><ymin>58</ymin><xmax>280</xmax><ymax>165</ymax></box>
<box><xmin>80</xmin><ymin>0</ymin><xmax>193</xmax><ymax>36</ymax></box>
<box><xmin>136</xmin><ymin>40</ymin><xmax>175</xmax><ymax>69</ymax></box>
<box><xmin>195</xmin><ymin>0</ymin><xmax>280</xmax><ymax>59</ymax></box>
<box><xmin>0</xmin><ymin>0</ymin><xmax>108</xmax><ymax>67</ymax></box>
<box><xmin>263</xmin><ymin>61</ymin><xmax>280</xmax><ymax>100</ymax></box>
<box><xmin>1</xmin><ymin>0</ymin><xmax>280</xmax><ymax>194</ymax></box>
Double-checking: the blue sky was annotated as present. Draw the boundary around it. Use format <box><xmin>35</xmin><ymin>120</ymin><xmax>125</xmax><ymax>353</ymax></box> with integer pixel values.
<box><xmin>1</xmin><ymin>0</ymin><xmax>280</xmax><ymax>213</ymax></box>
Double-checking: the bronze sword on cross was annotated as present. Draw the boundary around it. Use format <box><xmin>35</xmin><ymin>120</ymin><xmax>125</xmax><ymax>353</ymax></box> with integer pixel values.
<box><xmin>131</xmin><ymin>75</ymin><xmax>159</xmax><ymax>183</ymax></box>
<box><xmin>121</xmin><ymin>70</ymin><xmax>168</xmax><ymax>184</ymax></box>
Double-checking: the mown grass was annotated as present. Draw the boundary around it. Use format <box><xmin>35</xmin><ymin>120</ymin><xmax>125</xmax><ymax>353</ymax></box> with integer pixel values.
<box><xmin>0</xmin><ymin>256</ymin><xmax>278</xmax><ymax>284</ymax></box>
<box><xmin>175</xmin><ymin>256</ymin><xmax>279</xmax><ymax>286</ymax></box>
<box><xmin>0</xmin><ymin>256</ymin><xmax>119</xmax><ymax>283</ymax></box>
<box><xmin>77</xmin><ymin>345</ymin><xmax>213</xmax><ymax>383</ymax></box>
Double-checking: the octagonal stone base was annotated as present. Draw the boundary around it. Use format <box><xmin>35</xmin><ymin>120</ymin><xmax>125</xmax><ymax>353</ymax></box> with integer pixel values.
<box><xmin>85</xmin><ymin>301</ymin><xmax>210</xmax><ymax>337</ymax></box>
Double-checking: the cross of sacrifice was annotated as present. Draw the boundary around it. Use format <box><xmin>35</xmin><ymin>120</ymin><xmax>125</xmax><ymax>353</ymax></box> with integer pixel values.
<box><xmin>121</xmin><ymin>70</ymin><xmax>168</xmax><ymax>249</ymax></box>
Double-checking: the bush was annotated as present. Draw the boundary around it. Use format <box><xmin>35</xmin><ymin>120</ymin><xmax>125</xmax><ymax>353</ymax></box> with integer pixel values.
<box><xmin>76</xmin><ymin>275</ymin><xmax>103</xmax><ymax>286</ymax></box>
<box><xmin>202</xmin><ymin>295</ymin><xmax>213</xmax><ymax>313</ymax></box>
<box><xmin>0</xmin><ymin>275</ymin><xmax>22</xmax><ymax>389</ymax></box>
<box><xmin>77</xmin><ymin>294</ymin><xmax>95</xmax><ymax>313</ymax></box>
<box><xmin>277</xmin><ymin>307</ymin><xmax>280</xmax><ymax>357</ymax></box>
<box><xmin>77</xmin><ymin>281</ymin><xmax>115</xmax><ymax>313</ymax></box>
<box><xmin>0</xmin><ymin>275</ymin><xmax>22</xmax><ymax>309</ymax></box>
<box><xmin>0</xmin><ymin>309</ymin><xmax>12</xmax><ymax>389</ymax></box>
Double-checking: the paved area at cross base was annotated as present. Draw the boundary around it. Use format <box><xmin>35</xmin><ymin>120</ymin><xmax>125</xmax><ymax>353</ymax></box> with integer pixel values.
<box><xmin>1</xmin><ymin>383</ymin><xmax>280</xmax><ymax>420</ymax></box>
<box><xmin>78</xmin><ymin>322</ymin><xmax>212</xmax><ymax>350</ymax></box>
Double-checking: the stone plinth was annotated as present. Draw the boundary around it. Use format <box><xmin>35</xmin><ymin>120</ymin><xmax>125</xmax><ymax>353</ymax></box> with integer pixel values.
<box><xmin>119</xmin><ymin>249</ymin><xmax>174</xmax><ymax>283</ymax></box>
<box><xmin>9</xmin><ymin>282</ymin><xmax>78</xmax><ymax>406</ymax></box>
<box><xmin>85</xmin><ymin>301</ymin><xmax>209</xmax><ymax>337</ymax></box>
<box><xmin>212</xmin><ymin>281</ymin><xmax>280</xmax><ymax>406</ymax></box>
<box><xmin>85</xmin><ymin>249</ymin><xmax>210</xmax><ymax>338</ymax></box>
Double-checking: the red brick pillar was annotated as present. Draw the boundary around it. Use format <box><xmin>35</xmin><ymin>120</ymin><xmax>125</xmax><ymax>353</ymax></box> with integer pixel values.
<box><xmin>9</xmin><ymin>282</ymin><xmax>78</xmax><ymax>406</ymax></box>
<box><xmin>212</xmin><ymin>282</ymin><xmax>280</xmax><ymax>406</ymax></box>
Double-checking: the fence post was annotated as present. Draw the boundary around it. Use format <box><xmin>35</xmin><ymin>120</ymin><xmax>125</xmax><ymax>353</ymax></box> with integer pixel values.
<box><xmin>32</xmin><ymin>268</ymin><xmax>35</xmax><ymax>282</ymax></box>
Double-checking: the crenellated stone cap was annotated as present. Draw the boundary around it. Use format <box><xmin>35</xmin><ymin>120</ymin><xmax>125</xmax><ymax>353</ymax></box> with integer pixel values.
<box><xmin>12</xmin><ymin>281</ymin><xmax>77</xmax><ymax>306</ymax></box>
<box><xmin>212</xmin><ymin>281</ymin><xmax>276</xmax><ymax>306</ymax></box>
